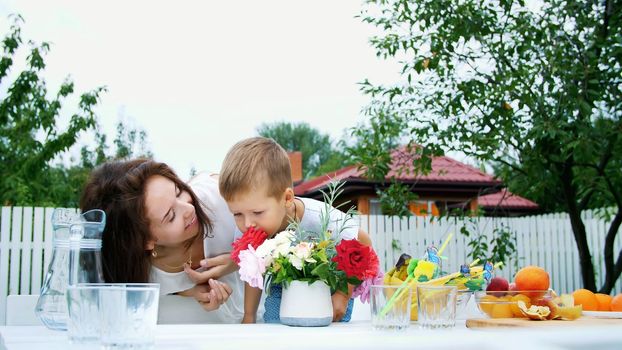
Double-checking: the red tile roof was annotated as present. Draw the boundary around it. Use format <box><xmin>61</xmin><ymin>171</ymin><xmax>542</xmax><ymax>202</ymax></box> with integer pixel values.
<box><xmin>478</xmin><ymin>189</ymin><xmax>539</xmax><ymax>209</ymax></box>
<box><xmin>294</xmin><ymin>148</ymin><xmax>502</xmax><ymax>196</ymax></box>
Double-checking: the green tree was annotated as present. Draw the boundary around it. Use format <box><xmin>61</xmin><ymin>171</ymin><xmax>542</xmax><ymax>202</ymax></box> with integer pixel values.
<box><xmin>257</xmin><ymin>121</ymin><xmax>349</xmax><ymax>179</ymax></box>
<box><xmin>45</xmin><ymin>120</ymin><xmax>153</xmax><ymax>208</ymax></box>
<box><xmin>353</xmin><ymin>0</ymin><xmax>622</xmax><ymax>293</ymax></box>
<box><xmin>0</xmin><ymin>15</ymin><xmax>105</xmax><ymax>205</ymax></box>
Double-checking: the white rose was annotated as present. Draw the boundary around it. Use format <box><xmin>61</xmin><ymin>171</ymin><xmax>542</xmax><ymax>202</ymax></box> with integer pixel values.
<box><xmin>289</xmin><ymin>254</ymin><xmax>303</xmax><ymax>270</ymax></box>
<box><xmin>255</xmin><ymin>238</ymin><xmax>277</xmax><ymax>258</ymax></box>
<box><xmin>292</xmin><ymin>242</ymin><xmax>314</xmax><ymax>260</ymax></box>
<box><xmin>272</xmin><ymin>230</ymin><xmax>294</xmax><ymax>258</ymax></box>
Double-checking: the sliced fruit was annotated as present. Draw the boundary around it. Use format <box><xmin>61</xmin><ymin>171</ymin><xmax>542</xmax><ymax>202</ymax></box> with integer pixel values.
<box><xmin>555</xmin><ymin>305</ymin><xmax>582</xmax><ymax>320</ymax></box>
<box><xmin>491</xmin><ymin>303</ymin><xmax>514</xmax><ymax>318</ymax></box>
<box><xmin>478</xmin><ymin>295</ymin><xmax>497</xmax><ymax>317</ymax></box>
<box><xmin>548</xmin><ymin>294</ymin><xmax>582</xmax><ymax>320</ymax></box>
<box><xmin>510</xmin><ymin>294</ymin><xmax>531</xmax><ymax>317</ymax></box>
<box><xmin>518</xmin><ymin>300</ymin><xmax>550</xmax><ymax>320</ymax></box>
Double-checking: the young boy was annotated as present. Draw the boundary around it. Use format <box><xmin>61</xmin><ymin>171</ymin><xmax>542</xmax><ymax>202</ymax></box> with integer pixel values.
<box><xmin>219</xmin><ymin>136</ymin><xmax>373</xmax><ymax>323</ymax></box>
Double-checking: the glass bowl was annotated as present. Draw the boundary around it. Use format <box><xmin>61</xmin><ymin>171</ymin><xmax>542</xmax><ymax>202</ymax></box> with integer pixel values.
<box><xmin>474</xmin><ymin>290</ymin><xmax>552</xmax><ymax>318</ymax></box>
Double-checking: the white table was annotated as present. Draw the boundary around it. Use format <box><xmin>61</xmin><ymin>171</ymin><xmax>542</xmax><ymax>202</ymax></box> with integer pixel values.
<box><xmin>2</xmin><ymin>321</ymin><xmax>622</xmax><ymax>350</ymax></box>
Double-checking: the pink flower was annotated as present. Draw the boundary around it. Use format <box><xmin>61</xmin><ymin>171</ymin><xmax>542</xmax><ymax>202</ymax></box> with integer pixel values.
<box><xmin>238</xmin><ymin>246</ymin><xmax>266</xmax><ymax>289</ymax></box>
<box><xmin>351</xmin><ymin>270</ymin><xmax>384</xmax><ymax>304</ymax></box>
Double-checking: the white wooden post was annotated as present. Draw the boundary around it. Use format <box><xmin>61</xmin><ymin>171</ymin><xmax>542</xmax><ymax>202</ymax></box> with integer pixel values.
<box><xmin>1</xmin><ymin>207</ymin><xmax>12</xmax><ymax>325</ymax></box>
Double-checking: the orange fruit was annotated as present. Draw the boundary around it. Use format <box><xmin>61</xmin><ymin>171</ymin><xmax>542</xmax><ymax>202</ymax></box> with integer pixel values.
<box><xmin>510</xmin><ymin>294</ymin><xmax>531</xmax><ymax>317</ymax></box>
<box><xmin>478</xmin><ymin>295</ymin><xmax>497</xmax><ymax>317</ymax></box>
<box><xmin>491</xmin><ymin>303</ymin><xmax>514</xmax><ymax>318</ymax></box>
<box><xmin>594</xmin><ymin>293</ymin><xmax>613</xmax><ymax>311</ymax></box>
<box><xmin>514</xmin><ymin>266</ymin><xmax>550</xmax><ymax>293</ymax></box>
<box><xmin>611</xmin><ymin>294</ymin><xmax>622</xmax><ymax>312</ymax></box>
<box><xmin>572</xmin><ymin>289</ymin><xmax>599</xmax><ymax>311</ymax></box>
<box><xmin>489</xmin><ymin>296</ymin><xmax>513</xmax><ymax>318</ymax></box>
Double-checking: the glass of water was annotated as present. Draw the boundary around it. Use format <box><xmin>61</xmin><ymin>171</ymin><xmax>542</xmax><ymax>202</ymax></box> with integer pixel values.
<box><xmin>370</xmin><ymin>285</ymin><xmax>412</xmax><ymax>331</ymax></box>
<box><xmin>67</xmin><ymin>284</ymin><xmax>104</xmax><ymax>344</ymax></box>
<box><xmin>99</xmin><ymin>283</ymin><xmax>160</xmax><ymax>349</ymax></box>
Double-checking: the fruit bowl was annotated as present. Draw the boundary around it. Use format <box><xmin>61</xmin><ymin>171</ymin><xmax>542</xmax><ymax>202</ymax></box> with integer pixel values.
<box><xmin>474</xmin><ymin>290</ymin><xmax>552</xmax><ymax>318</ymax></box>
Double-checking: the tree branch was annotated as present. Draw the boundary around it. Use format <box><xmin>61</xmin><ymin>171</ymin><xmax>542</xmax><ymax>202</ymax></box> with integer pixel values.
<box><xmin>579</xmin><ymin>130</ymin><xmax>620</xmax><ymax>210</ymax></box>
<box><xmin>601</xmin><ymin>208</ymin><xmax>622</xmax><ymax>293</ymax></box>
<box><xmin>596</xmin><ymin>0</ymin><xmax>612</xmax><ymax>59</ymax></box>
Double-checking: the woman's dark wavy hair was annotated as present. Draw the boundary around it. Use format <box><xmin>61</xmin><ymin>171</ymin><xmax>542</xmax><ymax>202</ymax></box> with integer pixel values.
<box><xmin>80</xmin><ymin>159</ymin><xmax>212</xmax><ymax>283</ymax></box>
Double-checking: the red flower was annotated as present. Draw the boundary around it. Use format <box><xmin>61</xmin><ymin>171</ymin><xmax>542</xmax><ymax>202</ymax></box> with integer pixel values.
<box><xmin>332</xmin><ymin>239</ymin><xmax>379</xmax><ymax>281</ymax></box>
<box><xmin>231</xmin><ymin>227</ymin><xmax>268</xmax><ymax>264</ymax></box>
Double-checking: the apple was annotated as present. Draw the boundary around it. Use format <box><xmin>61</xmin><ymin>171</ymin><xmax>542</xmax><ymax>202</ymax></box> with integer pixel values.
<box><xmin>509</xmin><ymin>282</ymin><xmax>518</xmax><ymax>291</ymax></box>
<box><xmin>486</xmin><ymin>276</ymin><xmax>510</xmax><ymax>292</ymax></box>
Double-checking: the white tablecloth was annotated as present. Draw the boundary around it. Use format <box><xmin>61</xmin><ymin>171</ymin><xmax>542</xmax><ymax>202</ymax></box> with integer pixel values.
<box><xmin>2</xmin><ymin>321</ymin><xmax>622</xmax><ymax>350</ymax></box>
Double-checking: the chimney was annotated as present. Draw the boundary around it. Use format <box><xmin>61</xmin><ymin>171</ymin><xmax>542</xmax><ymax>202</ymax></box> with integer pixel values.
<box><xmin>288</xmin><ymin>151</ymin><xmax>303</xmax><ymax>185</ymax></box>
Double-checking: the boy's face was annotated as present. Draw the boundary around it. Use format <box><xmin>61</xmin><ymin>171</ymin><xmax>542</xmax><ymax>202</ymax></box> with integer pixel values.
<box><xmin>226</xmin><ymin>187</ymin><xmax>292</xmax><ymax>237</ymax></box>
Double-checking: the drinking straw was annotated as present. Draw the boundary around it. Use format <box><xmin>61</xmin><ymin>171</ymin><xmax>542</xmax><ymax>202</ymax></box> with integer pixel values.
<box><xmin>437</xmin><ymin>232</ymin><xmax>453</xmax><ymax>256</ymax></box>
<box><xmin>379</xmin><ymin>233</ymin><xmax>454</xmax><ymax>317</ymax></box>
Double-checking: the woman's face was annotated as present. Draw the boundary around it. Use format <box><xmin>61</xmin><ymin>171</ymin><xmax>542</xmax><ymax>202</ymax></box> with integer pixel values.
<box><xmin>144</xmin><ymin>175</ymin><xmax>200</xmax><ymax>248</ymax></box>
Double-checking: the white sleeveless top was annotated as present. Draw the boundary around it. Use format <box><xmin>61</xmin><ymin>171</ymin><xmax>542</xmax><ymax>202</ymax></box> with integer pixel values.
<box><xmin>150</xmin><ymin>173</ymin><xmax>244</xmax><ymax>324</ymax></box>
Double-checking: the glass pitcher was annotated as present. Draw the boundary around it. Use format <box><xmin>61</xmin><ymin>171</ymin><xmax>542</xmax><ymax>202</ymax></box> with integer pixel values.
<box><xmin>35</xmin><ymin>208</ymin><xmax>106</xmax><ymax>330</ymax></box>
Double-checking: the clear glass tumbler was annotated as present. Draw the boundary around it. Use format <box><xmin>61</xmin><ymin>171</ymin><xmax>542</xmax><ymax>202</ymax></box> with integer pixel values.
<box><xmin>66</xmin><ymin>283</ymin><xmax>106</xmax><ymax>344</ymax></box>
<box><xmin>370</xmin><ymin>285</ymin><xmax>412</xmax><ymax>331</ymax></box>
<box><xmin>99</xmin><ymin>283</ymin><xmax>160</xmax><ymax>350</ymax></box>
<box><xmin>417</xmin><ymin>285</ymin><xmax>457</xmax><ymax>329</ymax></box>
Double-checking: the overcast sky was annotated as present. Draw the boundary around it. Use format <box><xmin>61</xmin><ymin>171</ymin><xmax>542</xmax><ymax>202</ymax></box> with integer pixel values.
<box><xmin>0</xmin><ymin>0</ymin><xmax>400</xmax><ymax>179</ymax></box>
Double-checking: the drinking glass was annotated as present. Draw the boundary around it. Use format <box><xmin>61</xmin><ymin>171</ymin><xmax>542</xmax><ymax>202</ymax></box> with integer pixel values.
<box><xmin>99</xmin><ymin>283</ymin><xmax>160</xmax><ymax>349</ymax></box>
<box><xmin>370</xmin><ymin>285</ymin><xmax>411</xmax><ymax>330</ymax></box>
<box><xmin>417</xmin><ymin>285</ymin><xmax>457</xmax><ymax>329</ymax></box>
<box><xmin>66</xmin><ymin>284</ymin><xmax>102</xmax><ymax>344</ymax></box>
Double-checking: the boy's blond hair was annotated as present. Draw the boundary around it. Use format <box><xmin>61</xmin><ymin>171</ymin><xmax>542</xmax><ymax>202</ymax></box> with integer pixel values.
<box><xmin>219</xmin><ymin>137</ymin><xmax>292</xmax><ymax>200</ymax></box>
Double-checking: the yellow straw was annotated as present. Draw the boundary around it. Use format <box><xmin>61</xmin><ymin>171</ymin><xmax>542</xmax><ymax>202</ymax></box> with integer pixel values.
<box><xmin>470</xmin><ymin>258</ymin><xmax>480</xmax><ymax>267</ymax></box>
<box><xmin>470</xmin><ymin>262</ymin><xmax>504</xmax><ymax>278</ymax></box>
<box><xmin>437</xmin><ymin>232</ymin><xmax>453</xmax><ymax>256</ymax></box>
<box><xmin>379</xmin><ymin>276</ymin><xmax>412</xmax><ymax>317</ymax></box>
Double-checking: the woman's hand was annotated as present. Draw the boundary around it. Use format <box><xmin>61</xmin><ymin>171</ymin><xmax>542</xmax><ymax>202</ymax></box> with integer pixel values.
<box><xmin>331</xmin><ymin>291</ymin><xmax>349</xmax><ymax>322</ymax></box>
<box><xmin>184</xmin><ymin>253</ymin><xmax>239</xmax><ymax>284</ymax></box>
<box><xmin>192</xmin><ymin>279</ymin><xmax>233</xmax><ymax>311</ymax></box>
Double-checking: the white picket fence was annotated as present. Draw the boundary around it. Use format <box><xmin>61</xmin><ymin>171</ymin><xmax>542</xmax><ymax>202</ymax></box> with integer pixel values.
<box><xmin>1</xmin><ymin>206</ymin><xmax>621</xmax><ymax>324</ymax></box>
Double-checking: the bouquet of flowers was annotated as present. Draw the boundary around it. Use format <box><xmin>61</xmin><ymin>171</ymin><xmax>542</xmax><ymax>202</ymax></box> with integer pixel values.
<box><xmin>230</xmin><ymin>182</ymin><xmax>381</xmax><ymax>301</ymax></box>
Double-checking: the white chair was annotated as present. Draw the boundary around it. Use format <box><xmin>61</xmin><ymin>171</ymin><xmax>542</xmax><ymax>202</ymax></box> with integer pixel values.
<box><xmin>5</xmin><ymin>294</ymin><xmax>41</xmax><ymax>326</ymax></box>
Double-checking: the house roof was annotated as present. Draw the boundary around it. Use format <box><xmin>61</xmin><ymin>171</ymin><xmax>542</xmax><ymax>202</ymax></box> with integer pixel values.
<box><xmin>294</xmin><ymin>148</ymin><xmax>502</xmax><ymax>196</ymax></box>
<box><xmin>478</xmin><ymin>189</ymin><xmax>539</xmax><ymax>210</ymax></box>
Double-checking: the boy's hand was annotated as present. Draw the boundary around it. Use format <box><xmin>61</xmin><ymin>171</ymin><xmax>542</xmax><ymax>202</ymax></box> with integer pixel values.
<box><xmin>241</xmin><ymin>314</ymin><xmax>257</xmax><ymax>324</ymax></box>
<box><xmin>192</xmin><ymin>279</ymin><xmax>233</xmax><ymax>312</ymax></box>
<box><xmin>184</xmin><ymin>253</ymin><xmax>239</xmax><ymax>284</ymax></box>
<box><xmin>331</xmin><ymin>291</ymin><xmax>349</xmax><ymax>322</ymax></box>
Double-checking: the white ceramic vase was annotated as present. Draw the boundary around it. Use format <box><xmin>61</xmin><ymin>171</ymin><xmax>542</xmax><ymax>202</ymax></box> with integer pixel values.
<box><xmin>280</xmin><ymin>280</ymin><xmax>333</xmax><ymax>327</ymax></box>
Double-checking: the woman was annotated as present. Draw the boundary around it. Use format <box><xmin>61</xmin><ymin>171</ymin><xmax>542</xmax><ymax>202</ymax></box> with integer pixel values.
<box><xmin>80</xmin><ymin>158</ymin><xmax>244</xmax><ymax>323</ymax></box>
